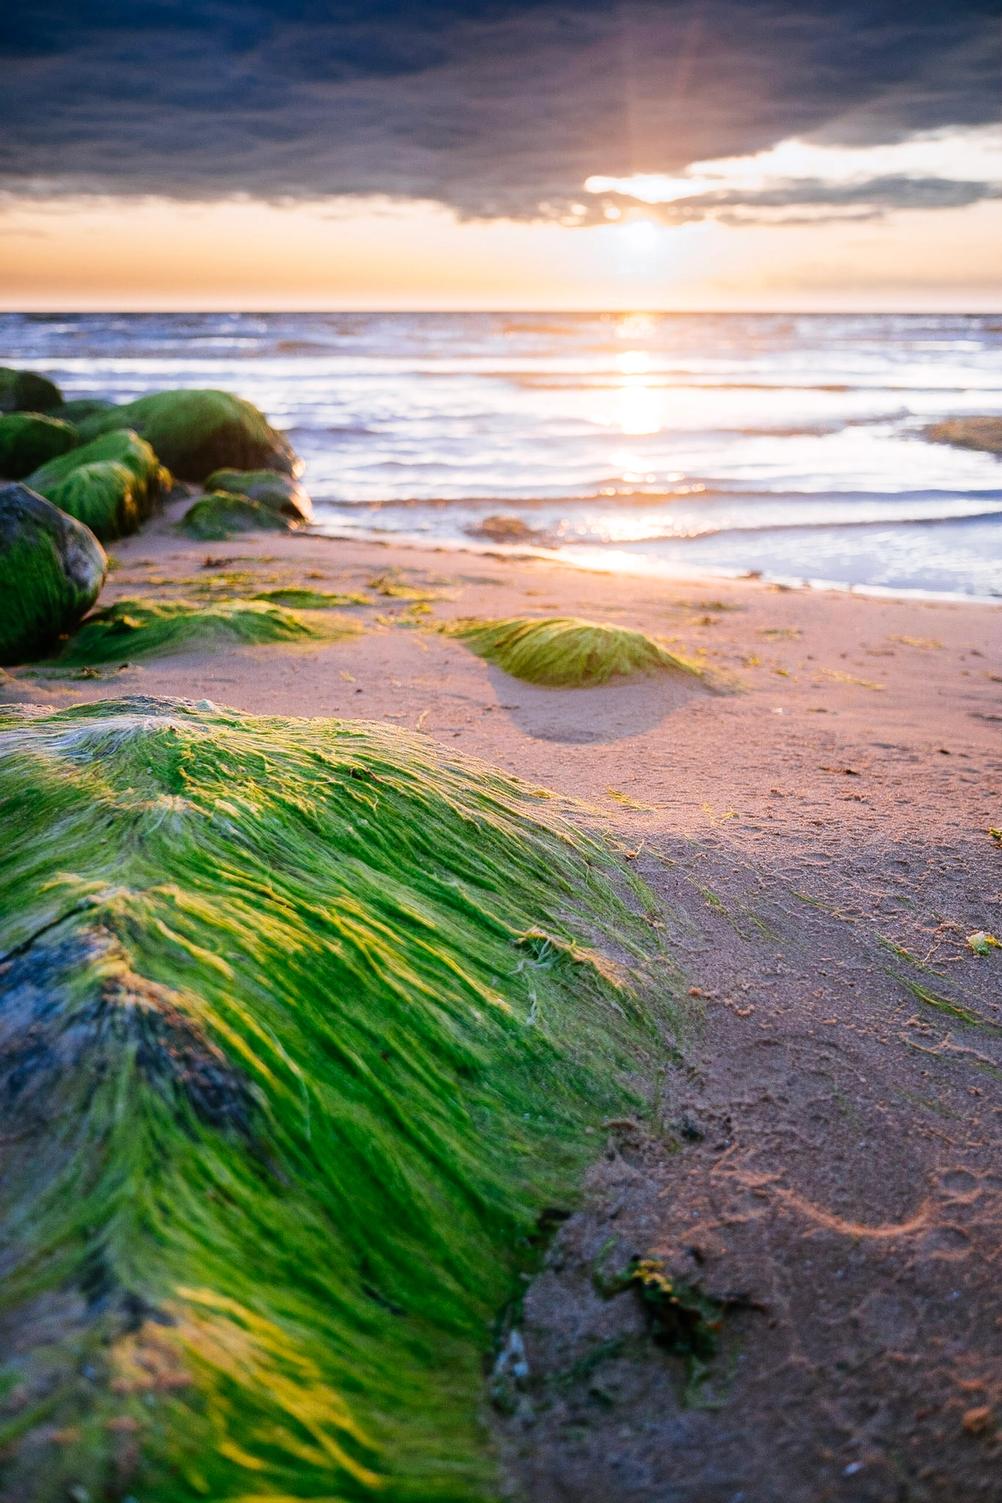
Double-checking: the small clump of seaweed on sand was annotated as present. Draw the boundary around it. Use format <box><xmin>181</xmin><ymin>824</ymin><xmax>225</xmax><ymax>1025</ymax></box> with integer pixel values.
<box><xmin>445</xmin><ymin>615</ymin><xmax>701</xmax><ymax>687</ymax></box>
<box><xmin>52</xmin><ymin>597</ymin><xmax>352</xmax><ymax>665</ymax></box>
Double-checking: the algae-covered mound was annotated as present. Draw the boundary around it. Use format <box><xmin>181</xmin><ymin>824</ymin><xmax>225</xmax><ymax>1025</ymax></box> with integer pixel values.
<box><xmin>0</xmin><ymin>482</ymin><xmax>106</xmax><ymax>663</ymax></box>
<box><xmin>0</xmin><ymin>366</ymin><xmax>62</xmax><ymax>413</ymax></box>
<box><xmin>54</xmin><ymin>396</ymin><xmax>117</xmax><ymax>424</ymax></box>
<box><xmin>57</xmin><ymin>596</ymin><xmax>333</xmax><ymax>664</ymax></box>
<box><xmin>27</xmin><ymin>428</ymin><xmax>170</xmax><ymax>541</ymax></box>
<box><xmin>926</xmin><ymin>417</ymin><xmax>1002</xmax><ymax>455</ymax></box>
<box><xmin>0</xmin><ymin>412</ymin><xmax>78</xmax><ymax>478</ymax></box>
<box><xmin>206</xmin><ymin>465</ymin><xmax>313</xmax><ymax>522</ymax></box>
<box><xmin>181</xmin><ymin>489</ymin><xmax>297</xmax><ymax>540</ymax></box>
<box><xmin>0</xmin><ymin>697</ymin><xmax>667</xmax><ymax>1501</ymax></box>
<box><xmin>78</xmin><ymin>388</ymin><xmax>300</xmax><ymax>480</ymax></box>
<box><xmin>448</xmin><ymin>615</ymin><xmax>700</xmax><ymax>687</ymax></box>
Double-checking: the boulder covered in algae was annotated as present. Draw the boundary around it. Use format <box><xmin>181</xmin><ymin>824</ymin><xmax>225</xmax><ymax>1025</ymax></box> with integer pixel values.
<box><xmin>77</xmin><ymin>388</ymin><xmax>300</xmax><ymax>480</ymax></box>
<box><xmin>206</xmin><ymin>465</ymin><xmax>313</xmax><ymax>522</ymax></box>
<box><xmin>181</xmin><ymin>489</ymin><xmax>298</xmax><ymax>540</ymax></box>
<box><xmin>0</xmin><ymin>366</ymin><xmax>62</xmax><ymax>414</ymax></box>
<box><xmin>0</xmin><ymin>482</ymin><xmax>106</xmax><ymax>663</ymax></box>
<box><xmin>0</xmin><ymin>695</ymin><xmax>670</xmax><ymax>1502</ymax></box>
<box><xmin>53</xmin><ymin>396</ymin><xmax>118</xmax><ymax>424</ymax></box>
<box><xmin>27</xmin><ymin>428</ymin><xmax>170</xmax><ymax>541</ymax></box>
<box><xmin>0</xmin><ymin>412</ymin><xmax>79</xmax><ymax>478</ymax></box>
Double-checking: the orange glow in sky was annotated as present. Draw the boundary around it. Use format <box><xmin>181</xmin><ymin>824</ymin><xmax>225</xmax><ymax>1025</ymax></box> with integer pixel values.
<box><xmin>1</xmin><ymin>191</ymin><xmax>1001</xmax><ymax>311</ymax></box>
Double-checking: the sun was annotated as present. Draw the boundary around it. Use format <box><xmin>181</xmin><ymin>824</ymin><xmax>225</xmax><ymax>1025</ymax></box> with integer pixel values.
<box><xmin>618</xmin><ymin>218</ymin><xmax>660</xmax><ymax>255</ymax></box>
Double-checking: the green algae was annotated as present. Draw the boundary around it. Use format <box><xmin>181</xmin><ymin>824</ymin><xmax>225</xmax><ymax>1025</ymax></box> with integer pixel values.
<box><xmin>369</xmin><ymin>571</ymin><xmax>443</xmax><ymax>600</ymax></box>
<box><xmin>181</xmin><ymin>491</ymin><xmax>296</xmax><ymax>541</ymax></box>
<box><xmin>0</xmin><ymin>366</ymin><xmax>62</xmax><ymax>413</ymax></box>
<box><xmin>78</xmin><ymin>389</ymin><xmax>299</xmax><ymax>480</ymax></box>
<box><xmin>900</xmin><ymin>976</ymin><xmax>1002</xmax><ymax>1036</ymax></box>
<box><xmin>54</xmin><ymin>397</ymin><xmax>118</xmax><ymax>424</ymax></box>
<box><xmin>206</xmin><ymin>466</ymin><xmax>313</xmax><ymax>522</ymax></box>
<box><xmin>27</xmin><ymin>429</ymin><xmax>170</xmax><ymax>541</ymax></box>
<box><xmin>447</xmin><ymin>616</ymin><xmax>701</xmax><ymax>687</ymax></box>
<box><xmin>55</xmin><ymin>597</ymin><xmax>340</xmax><ymax>665</ymax></box>
<box><xmin>0</xmin><ymin>412</ymin><xmax>78</xmax><ymax>478</ymax></box>
<box><xmin>0</xmin><ymin>696</ymin><xmax>671</xmax><ymax>1501</ymax></box>
<box><xmin>0</xmin><ymin>483</ymin><xmax>107</xmax><ymax>664</ymax></box>
<box><xmin>253</xmin><ymin>586</ymin><xmax>372</xmax><ymax>608</ymax></box>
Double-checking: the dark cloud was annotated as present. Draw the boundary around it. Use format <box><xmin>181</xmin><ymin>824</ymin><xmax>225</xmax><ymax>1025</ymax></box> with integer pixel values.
<box><xmin>0</xmin><ymin>2</ymin><xmax>999</xmax><ymax>223</ymax></box>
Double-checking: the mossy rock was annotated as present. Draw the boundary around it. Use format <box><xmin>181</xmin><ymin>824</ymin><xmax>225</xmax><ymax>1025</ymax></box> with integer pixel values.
<box><xmin>37</xmin><ymin>460</ymin><xmax>150</xmax><ymax>541</ymax></box>
<box><xmin>206</xmin><ymin>466</ymin><xmax>313</xmax><ymax>522</ymax></box>
<box><xmin>0</xmin><ymin>695</ymin><xmax>667</xmax><ymax>1498</ymax></box>
<box><xmin>926</xmin><ymin>417</ymin><xmax>1002</xmax><ymax>455</ymax></box>
<box><xmin>0</xmin><ymin>366</ymin><xmax>62</xmax><ymax>414</ymax></box>
<box><xmin>447</xmin><ymin>615</ymin><xmax>701</xmax><ymax>686</ymax></box>
<box><xmin>0</xmin><ymin>412</ymin><xmax>79</xmax><ymax>478</ymax></box>
<box><xmin>57</xmin><ymin>596</ymin><xmax>336</xmax><ymax>664</ymax></box>
<box><xmin>181</xmin><ymin>490</ymin><xmax>297</xmax><ymax>541</ymax></box>
<box><xmin>0</xmin><ymin>482</ymin><xmax>106</xmax><ymax>663</ymax></box>
<box><xmin>55</xmin><ymin>396</ymin><xmax>118</xmax><ymax>424</ymax></box>
<box><xmin>27</xmin><ymin>429</ymin><xmax>170</xmax><ymax>541</ymax></box>
<box><xmin>78</xmin><ymin>388</ymin><xmax>300</xmax><ymax>480</ymax></box>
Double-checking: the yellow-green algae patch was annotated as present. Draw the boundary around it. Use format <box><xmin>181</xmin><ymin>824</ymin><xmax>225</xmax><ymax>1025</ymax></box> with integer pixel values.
<box><xmin>54</xmin><ymin>597</ymin><xmax>350</xmax><ymax>665</ymax></box>
<box><xmin>0</xmin><ymin>697</ymin><xmax>672</xmax><ymax>1501</ymax></box>
<box><xmin>446</xmin><ymin>615</ymin><xmax>701</xmax><ymax>687</ymax></box>
<box><xmin>252</xmin><ymin>585</ymin><xmax>373</xmax><ymax>608</ymax></box>
<box><xmin>368</xmin><ymin>571</ymin><xmax>445</xmax><ymax>601</ymax></box>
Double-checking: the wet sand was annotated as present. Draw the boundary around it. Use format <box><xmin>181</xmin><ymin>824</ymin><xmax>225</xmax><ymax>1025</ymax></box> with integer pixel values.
<box><xmin>4</xmin><ymin>500</ymin><xmax>1001</xmax><ymax>1501</ymax></box>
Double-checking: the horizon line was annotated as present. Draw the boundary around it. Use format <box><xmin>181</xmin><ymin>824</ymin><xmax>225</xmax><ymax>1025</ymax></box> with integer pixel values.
<box><xmin>4</xmin><ymin>306</ymin><xmax>1002</xmax><ymax>317</ymax></box>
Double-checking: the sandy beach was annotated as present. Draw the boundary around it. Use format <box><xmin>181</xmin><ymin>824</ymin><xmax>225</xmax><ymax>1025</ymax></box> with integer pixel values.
<box><xmin>4</xmin><ymin>495</ymin><xmax>999</xmax><ymax>1501</ymax></box>
<box><xmin>5</xmin><ymin>0</ymin><xmax>1002</xmax><ymax>1490</ymax></box>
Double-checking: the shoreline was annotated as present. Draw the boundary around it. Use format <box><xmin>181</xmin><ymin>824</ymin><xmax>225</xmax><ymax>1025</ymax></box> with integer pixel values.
<box><xmin>303</xmin><ymin>521</ymin><xmax>1002</xmax><ymax>608</ymax></box>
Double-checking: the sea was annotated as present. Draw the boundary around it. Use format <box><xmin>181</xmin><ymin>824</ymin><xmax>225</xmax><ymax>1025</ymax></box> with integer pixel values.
<box><xmin>3</xmin><ymin>310</ymin><xmax>1001</xmax><ymax>599</ymax></box>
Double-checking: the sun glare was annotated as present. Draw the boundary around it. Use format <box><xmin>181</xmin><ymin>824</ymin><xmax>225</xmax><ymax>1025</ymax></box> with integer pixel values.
<box><xmin>618</xmin><ymin>219</ymin><xmax>660</xmax><ymax>255</ymax></box>
<box><xmin>612</xmin><ymin>348</ymin><xmax>666</xmax><ymax>435</ymax></box>
<box><xmin>616</xmin><ymin>349</ymin><xmax>652</xmax><ymax>375</ymax></box>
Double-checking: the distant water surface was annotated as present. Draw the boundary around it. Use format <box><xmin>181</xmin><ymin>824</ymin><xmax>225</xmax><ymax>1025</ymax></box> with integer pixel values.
<box><xmin>3</xmin><ymin>310</ymin><xmax>1001</xmax><ymax>597</ymax></box>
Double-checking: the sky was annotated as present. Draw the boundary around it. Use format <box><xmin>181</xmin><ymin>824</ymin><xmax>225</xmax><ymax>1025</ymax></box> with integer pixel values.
<box><xmin>1</xmin><ymin>1</ymin><xmax>1000</xmax><ymax>310</ymax></box>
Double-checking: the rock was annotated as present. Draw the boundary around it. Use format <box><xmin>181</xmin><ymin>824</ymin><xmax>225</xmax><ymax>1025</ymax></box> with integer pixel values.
<box><xmin>55</xmin><ymin>397</ymin><xmax>118</xmax><ymax>424</ymax></box>
<box><xmin>466</xmin><ymin>513</ymin><xmax>543</xmax><ymax>544</ymax></box>
<box><xmin>27</xmin><ymin>429</ymin><xmax>170</xmax><ymax>541</ymax></box>
<box><xmin>0</xmin><ymin>413</ymin><xmax>79</xmax><ymax>478</ymax></box>
<box><xmin>206</xmin><ymin>467</ymin><xmax>313</xmax><ymax>523</ymax></box>
<box><xmin>0</xmin><ymin>367</ymin><xmax>62</xmax><ymax>414</ymax></box>
<box><xmin>181</xmin><ymin>491</ymin><xmax>296</xmax><ymax>541</ymax></box>
<box><xmin>0</xmin><ymin>482</ymin><xmax>106</xmax><ymax>663</ymax></box>
<box><xmin>78</xmin><ymin>389</ymin><xmax>300</xmax><ymax>481</ymax></box>
<box><xmin>926</xmin><ymin>417</ymin><xmax>1002</xmax><ymax>455</ymax></box>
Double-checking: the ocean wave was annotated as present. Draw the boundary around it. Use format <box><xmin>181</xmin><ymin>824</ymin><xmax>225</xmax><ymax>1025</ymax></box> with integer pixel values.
<box><xmin>629</xmin><ymin>506</ymin><xmax>1002</xmax><ymax>545</ymax></box>
<box><xmin>287</xmin><ymin>422</ymin><xmax>378</xmax><ymax>439</ymax></box>
<box><xmin>315</xmin><ymin>485</ymin><xmax>1002</xmax><ymax>512</ymax></box>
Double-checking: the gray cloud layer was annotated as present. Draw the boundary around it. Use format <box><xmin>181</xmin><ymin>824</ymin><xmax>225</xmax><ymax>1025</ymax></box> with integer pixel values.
<box><xmin>1</xmin><ymin>2</ymin><xmax>1000</xmax><ymax>224</ymax></box>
